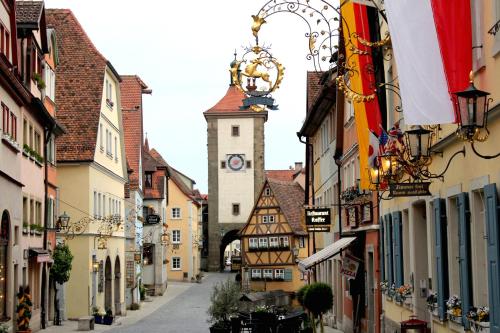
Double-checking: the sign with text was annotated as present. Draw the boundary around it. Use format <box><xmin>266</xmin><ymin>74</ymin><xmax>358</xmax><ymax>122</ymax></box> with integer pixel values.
<box><xmin>389</xmin><ymin>182</ymin><xmax>431</xmax><ymax>197</ymax></box>
<box><xmin>341</xmin><ymin>254</ymin><xmax>360</xmax><ymax>279</ymax></box>
<box><xmin>305</xmin><ymin>208</ymin><xmax>331</xmax><ymax>232</ymax></box>
<box><xmin>146</xmin><ymin>214</ymin><xmax>161</xmax><ymax>224</ymax></box>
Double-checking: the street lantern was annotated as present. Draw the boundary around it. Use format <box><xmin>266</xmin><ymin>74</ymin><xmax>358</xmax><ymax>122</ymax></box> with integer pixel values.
<box><xmin>404</xmin><ymin>126</ymin><xmax>432</xmax><ymax>161</ymax></box>
<box><xmin>56</xmin><ymin>211</ymin><xmax>70</xmax><ymax>231</ymax></box>
<box><xmin>92</xmin><ymin>257</ymin><xmax>99</xmax><ymax>273</ymax></box>
<box><xmin>454</xmin><ymin>74</ymin><xmax>491</xmax><ymax>142</ymax></box>
<box><xmin>379</xmin><ymin>152</ymin><xmax>398</xmax><ymax>180</ymax></box>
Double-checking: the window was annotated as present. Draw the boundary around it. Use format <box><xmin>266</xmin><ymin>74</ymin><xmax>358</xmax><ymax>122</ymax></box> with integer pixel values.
<box><xmin>263</xmin><ymin>269</ymin><xmax>273</xmax><ymax>279</ymax></box>
<box><xmin>275</xmin><ymin>269</ymin><xmax>285</xmax><ymax>280</ymax></box>
<box><xmin>35</xmin><ymin>201</ymin><xmax>42</xmax><ymax>225</ymax></box>
<box><xmin>114</xmin><ymin>136</ymin><xmax>117</xmax><ymax>161</ymax></box>
<box><xmin>106</xmin><ymin>130</ymin><xmax>112</xmax><ymax>156</ymax></box>
<box><xmin>471</xmin><ymin>0</ymin><xmax>485</xmax><ymax>70</ymax></box>
<box><xmin>29</xmin><ymin>199</ymin><xmax>34</xmax><ymax>224</ymax></box>
<box><xmin>264</xmin><ymin>188</ymin><xmax>271</xmax><ymax>196</ymax></box>
<box><xmin>246</xmin><ymin>160</ymin><xmax>252</xmax><ymax>169</ymax></box>
<box><xmin>97</xmin><ymin>193</ymin><xmax>101</xmax><ymax>218</ymax></box>
<box><xmin>23</xmin><ymin>119</ymin><xmax>27</xmax><ymax>146</ymax></box>
<box><xmin>0</xmin><ymin>23</ymin><xmax>9</xmax><ymax>60</ymax></box>
<box><xmin>143</xmin><ymin>244</ymin><xmax>154</xmax><ymax>265</ymax></box>
<box><xmin>249</xmin><ymin>238</ymin><xmax>258</xmax><ymax>249</ymax></box>
<box><xmin>329</xmin><ymin>109</ymin><xmax>336</xmax><ymax>142</ymax></box>
<box><xmin>279</xmin><ymin>236</ymin><xmax>289</xmax><ymax>248</ymax></box>
<box><xmin>172</xmin><ymin>257</ymin><xmax>181</xmax><ymax>270</ymax></box>
<box><xmin>220</xmin><ymin>161</ymin><xmax>226</xmax><ymax>169</ymax></box>
<box><xmin>23</xmin><ymin>197</ymin><xmax>28</xmax><ymax>225</ymax></box>
<box><xmin>232</xmin><ymin>203</ymin><xmax>240</xmax><ymax>216</ymax></box>
<box><xmin>231</xmin><ymin>125</ymin><xmax>239</xmax><ymax>137</ymax></box>
<box><xmin>251</xmin><ymin>269</ymin><xmax>261</xmax><ymax>279</ymax></box>
<box><xmin>171</xmin><ymin>208</ymin><xmax>181</xmax><ymax>219</ymax></box>
<box><xmin>262</xmin><ymin>215</ymin><xmax>275</xmax><ymax>224</ymax></box>
<box><xmin>99</xmin><ymin>124</ymin><xmax>103</xmax><ymax>150</ymax></box>
<box><xmin>93</xmin><ymin>191</ymin><xmax>97</xmax><ymax>217</ymax></box>
<box><xmin>258</xmin><ymin>238</ymin><xmax>268</xmax><ymax>249</ymax></box>
<box><xmin>47</xmin><ymin>135</ymin><xmax>55</xmax><ymax>164</ymax></box>
<box><xmin>299</xmin><ymin>236</ymin><xmax>305</xmax><ymax>248</ymax></box>
<box><xmin>45</xmin><ymin>66</ymin><xmax>55</xmax><ymax>101</ymax></box>
<box><xmin>102</xmin><ymin>195</ymin><xmax>106</xmax><ymax>216</ymax></box>
<box><xmin>2</xmin><ymin>103</ymin><xmax>16</xmax><ymax>140</ymax></box>
<box><xmin>34</xmin><ymin>131</ymin><xmax>41</xmax><ymax>155</ymax></box>
<box><xmin>105</xmin><ymin>80</ymin><xmax>114</xmax><ymax>108</ymax></box>
<box><xmin>172</xmin><ymin>230</ymin><xmax>181</xmax><ymax>243</ymax></box>
<box><xmin>269</xmin><ymin>237</ymin><xmax>279</xmax><ymax>248</ymax></box>
<box><xmin>145</xmin><ymin>172</ymin><xmax>153</xmax><ymax>188</ymax></box>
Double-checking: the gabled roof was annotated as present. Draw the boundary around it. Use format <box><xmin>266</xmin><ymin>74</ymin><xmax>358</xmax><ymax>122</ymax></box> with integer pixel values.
<box><xmin>266</xmin><ymin>169</ymin><xmax>297</xmax><ymax>182</ymax></box>
<box><xmin>267</xmin><ymin>179</ymin><xmax>307</xmax><ymax>235</ymax></box>
<box><xmin>46</xmin><ymin>9</ymin><xmax>112</xmax><ymax>162</ymax></box>
<box><xmin>204</xmin><ymin>85</ymin><xmax>245</xmax><ymax>114</ymax></box>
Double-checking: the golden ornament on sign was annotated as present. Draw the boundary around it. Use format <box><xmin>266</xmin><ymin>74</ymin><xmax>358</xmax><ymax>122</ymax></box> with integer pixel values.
<box><xmin>251</xmin><ymin>15</ymin><xmax>266</xmax><ymax>38</ymax></box>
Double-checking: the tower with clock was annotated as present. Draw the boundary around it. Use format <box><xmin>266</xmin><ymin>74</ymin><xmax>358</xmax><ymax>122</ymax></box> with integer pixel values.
<box><xmin>203</xmin><ymin>60</ymin><xmax>268</xmax><ymax>271</ymax></box>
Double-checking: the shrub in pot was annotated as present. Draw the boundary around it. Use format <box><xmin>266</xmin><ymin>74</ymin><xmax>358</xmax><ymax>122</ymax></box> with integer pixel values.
<box><xmin>92</xmin><ymin>306</ymin><xmax>103</xmax><ymax>324</ymax></box>
<box><xmin>207</xmin><ymin>279</ymin><xmax>240</xmax><ymax>333</ymax></box>
<box><xmin>303</xmin><ymin>283</ymin><xmax>333</xmax><ymax>333</ymax></box>
<box><xmin>103</xmin><ymin>308</ymin><xmax>113</xmax><ymax>325</ymax></box>
<box><xmin>16</xmin><ymin>286</ymin><xmax>32</xmax><ymax>333</ymax></box>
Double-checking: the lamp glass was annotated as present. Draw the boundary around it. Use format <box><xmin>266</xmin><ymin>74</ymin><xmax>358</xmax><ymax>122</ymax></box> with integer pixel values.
<box><xmin>405</xmin><ymin>127</ymin><xmax>431</xmax><ymax>159</ymax></box>
<box><xmin>59</xmin><ymin>211</ymin><xmax>70</xmax><ymax>229</ymax></box>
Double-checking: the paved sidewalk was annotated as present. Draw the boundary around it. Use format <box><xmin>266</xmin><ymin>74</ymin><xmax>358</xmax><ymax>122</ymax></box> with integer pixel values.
<box><xmin>41</xmin><ymin>280</ymin><xmax>193</xmax><ymax>332</ymax></box>
<box><xmin>324</xmin><ymin>326</ymin><xmax>344</xmax><ymax>333</ymax></box>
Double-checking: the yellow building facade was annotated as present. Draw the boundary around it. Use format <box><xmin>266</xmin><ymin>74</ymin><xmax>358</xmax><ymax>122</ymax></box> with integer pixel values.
<box><xmin>380</xmin><ymin>1</ymin><xmax>500</xmax><ymax>332</ymax></box>
<box><xmin>241</xmin><ymin>179</ymin><xmax>308</xmax><ymax>293</ymax></box>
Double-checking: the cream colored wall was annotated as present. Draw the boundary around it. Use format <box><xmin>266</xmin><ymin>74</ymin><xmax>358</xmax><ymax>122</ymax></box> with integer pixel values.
<box><xmin>166</xmin><ymin>178</ymin><xmax>200</xmax><ymax>280</ymax></box>
<box><xmin>94</xmin><ymin>68</ymin><xmax>125</xmax><ymax>178</ymax></box>
<box><xmin>217</xmin><ymin>117</ymin><xmax>255</xmax><ymax>225</ymax></box>
<box><xmin>0</xmin><ymin>87</ymin><xmax>21</xmax><ymax>179</ymax></box>
<box><xmin>0</xmin><ymin>5</ymin><xmax>10</xmax><ymax>63</ymax></box>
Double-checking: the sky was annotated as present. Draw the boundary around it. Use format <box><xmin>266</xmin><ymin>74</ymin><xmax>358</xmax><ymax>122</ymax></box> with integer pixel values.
<box><xmin>45</xmin><ymin>0</ymin><xmax>319</xmax><ymax>193</ymax></box>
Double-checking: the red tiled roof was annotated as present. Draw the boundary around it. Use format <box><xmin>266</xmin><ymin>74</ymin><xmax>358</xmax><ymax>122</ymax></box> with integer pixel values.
<box><xmin>267</xmin><ymin>179</ymin><xmax>307</xmax><ymax>235</ymax></box>
<box><xmin>121</xmin><ymin>76</ymin><xmax>147</xmax><ymax>190</ymax></box>
<box><xmin>16</xmin><ymin>1</ymin><xmax>44</xmax><ymax>25</ymax></box>
<box><xmin>204</xmin><ymin>85</ymin><xmax>246</xmax><ymax>114</ymax></box>
<box><xmin>149</xmin><ymin>149</ymin><xmax>168</xmax><ymax>168</ymax></box>
<box><xmin>266</xmin><ymin>170</ymin><xmax>296</xmax><ymax>182</ymax></box>
<box><xmin>46</xmin><ymin>9</ymin><xmax>108</xmax><ymax>162</ymax></box>
<box><xmin>306</xmin><ymin>71</ymin><xmax>324</xmax><ymax>113</ymax></box>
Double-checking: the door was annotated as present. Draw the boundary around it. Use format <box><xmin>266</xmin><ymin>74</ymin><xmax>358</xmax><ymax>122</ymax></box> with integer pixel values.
<box><xmin>367</xmin><ymin>251</ymin><xmax>375</xmax><ymax>333</ymax></box>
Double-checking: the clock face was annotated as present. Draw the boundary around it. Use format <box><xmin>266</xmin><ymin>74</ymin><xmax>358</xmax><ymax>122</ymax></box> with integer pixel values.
<box><xmin>228</xmin><ymin>154</ymin><xmax>245</xmax><ymax>171</ymax></box>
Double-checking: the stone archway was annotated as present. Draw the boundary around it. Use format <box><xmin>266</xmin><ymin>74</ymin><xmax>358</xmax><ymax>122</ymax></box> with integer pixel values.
<box><xmin>219</xmin><ymin>229</ymin><xmax>240</xmax><ymax>271</ymax></box>
<box><xmin>114</xmin><ymin>256</ymin><xmax>121</xmax><ymax>315</ymax></box>
<box><xmin>104</xmin><ymin>257</ymin><xmax>112</xmax><ymax>312</ymax></box>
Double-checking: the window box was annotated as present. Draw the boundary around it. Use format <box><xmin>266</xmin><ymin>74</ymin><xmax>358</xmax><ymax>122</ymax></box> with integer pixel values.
<box><xmin>469</xmin><ymin>320</ymin><xmax>489</xmax><ymax>333</ymax></box>
<box><xmin>106</xmin><ymin>98</ymin><xmax>114</xmax><ymax>108</ymax></box>
<box><xmin>1</xmin><ymin>133</ymin><xmax>20</xmax><ymax>153</ymax></box>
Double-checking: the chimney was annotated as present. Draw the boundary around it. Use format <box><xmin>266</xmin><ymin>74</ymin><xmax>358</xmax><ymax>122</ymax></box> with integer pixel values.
<box><xmin>294</xmin><ymin>162</ymin><xmax>303</xmax><ymax>172</ymax></box>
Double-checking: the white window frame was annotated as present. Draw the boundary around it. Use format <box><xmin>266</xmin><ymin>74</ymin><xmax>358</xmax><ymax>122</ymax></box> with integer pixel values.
<box><xmin>172</xmin><ymin>230</ymin><xmax>181</xmax><ymax>244</ymax></box>
<box><xmin>171</xmin><ymin>207</ymin><xmax>181</xmax><ymax>219</ymax></box>
<box><xmin>263</xmin><ymin>269</ymin><xmax>273</xmax><ymax>279</ymax></box>
<box><xmin>249</xmin><ymin>238</ymin><xmax>258</xmax><ymax>249</ymax></box>
<box><xmin>251</xmin><ymin>269</ymin><xmax>261</xmax><ymax>279</ymax></box>
<box><xmin>263</xmin><ymin>215</ymin><xmax>275</xmax><ymax>224</ymax></box>
<box><xmin>114</xmin><ymin>136</ymin><xmax>118</xmax><ymax>161</ymax></box>
<box><xmin>299</xmin><ymin>236</ymin><xmax>305</xmax><ymax>248</ymax></box>
<box><xmin>279</xmin><ymin>236</ymin><xmax>289</xmax><ymax>248</ymax></box>
<box><xmin>172</xmin><ymin>257</ymin><xmax>181</xmax><ymax>270</ymax></box>
<box><xmin>269</xmin><ymin>237</ymin><xmax>279</xmax><ymax>248</ymax></box>
<box><xmin>258</xmin><ymin>237</ymin><xmax>268</xmax><ymax>249</ymax></box>
<box><xmin>264</xmin><ymin>188</ymin><xmax>271</xmax><ymax>196</ymax></box>
<box><xmin>275</xmin><ymin>269</ymin><xmax>285</xmax><ymax>280</ymax></box>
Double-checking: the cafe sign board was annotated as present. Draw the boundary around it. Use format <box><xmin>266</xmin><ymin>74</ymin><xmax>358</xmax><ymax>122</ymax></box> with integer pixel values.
<box><xmin>146</xmin><ymin>214</ymin><xmax>161</xmax><ymax>224</ymax></box>
<box><xmin>389</xmin><ymin>182</ymin><xmax>431</xmax><ymax>197</ymax></box>
<box><xmin>305</xmin><ymin>208</ymin><xmax>331</xmax><ymax>232</ymax></box>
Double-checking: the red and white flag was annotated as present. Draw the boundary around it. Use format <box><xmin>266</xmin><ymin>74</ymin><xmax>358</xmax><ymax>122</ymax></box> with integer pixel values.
<box><xmin>384</xmin><ymin>0</ymin><xmax>472</xmax><ymax>125</ymax></box>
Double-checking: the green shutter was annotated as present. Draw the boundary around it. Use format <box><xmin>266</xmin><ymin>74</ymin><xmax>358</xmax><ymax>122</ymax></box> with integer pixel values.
<box><xmin>384</xmin><ymin>214</ymin><xmax>393</xmax><ymax>287</ymax></box>
<box><xmin>457</xmin><ymin>192</ymin><xmax>472</xmax><ymax>329</ymax></box>
<box><xmin>284</xmin><ymin>269</ymin><xmax>293</xmax><ymax>282</ymax></box>
<box><xmin>380</xmin><ymin>217</ymin><xmax>385</xmax><ymax>282</ymax></box>
<box><xmin>392</xmin><ymin>211</ymin><xmax>403</xmax><ymax>287</ymax></box>
<box><xmin>484</xmin><ymin>184</ymin><xmax>500</xmax><ymax>332</ymax></box>
<box><xmin>433</xmin><ymin>198</ymin><xmax>449</xmax><ymax>321</ymax></box>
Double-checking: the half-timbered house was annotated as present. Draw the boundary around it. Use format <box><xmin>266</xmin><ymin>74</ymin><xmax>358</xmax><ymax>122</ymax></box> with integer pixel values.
<box><xmin>240</xmin><ymin>178</ymin><xmax>308</xmax><ymax>293</ymax></box>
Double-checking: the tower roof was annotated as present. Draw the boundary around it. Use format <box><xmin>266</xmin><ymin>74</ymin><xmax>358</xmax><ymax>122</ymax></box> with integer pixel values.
<box><xmin>204</xmin><ymin>85</ymin><xmax>246</xmax><ymax>114</ymax></box>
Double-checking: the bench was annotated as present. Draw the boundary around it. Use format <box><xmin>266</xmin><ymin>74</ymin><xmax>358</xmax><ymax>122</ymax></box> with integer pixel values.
<box><xmin>77</xmin><ymin>316</ymin><xmax>95</xmax><ymax>331</ymax></box>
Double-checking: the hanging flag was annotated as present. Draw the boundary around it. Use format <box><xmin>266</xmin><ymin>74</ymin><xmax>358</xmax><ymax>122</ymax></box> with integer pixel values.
<box><xmin>341</xmin><ymin>2</ymin><xmax>383</xmax><ymax>190</ymax></box>
<box><xmin>384</xmin><ymin>0</ymin><xmax>472</xmax><ymax>125</ymax></box>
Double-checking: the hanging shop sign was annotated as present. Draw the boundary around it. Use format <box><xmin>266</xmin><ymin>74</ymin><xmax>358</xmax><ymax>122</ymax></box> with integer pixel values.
<box><xmin>134</xmin><ymin>251</ymin><xmax>141</xmax><ymax>263</ymax></box>
<box><xmin>346</xmin><ymin>207</ymin><xmax>358</xmax><ymax>228</ymax></box>
<box><xmin>340</xmin><ymin>254</ymin><xmax>360</xmax><ymax>279</ymax></box>
<box><xmin>389</xmin><ymin>182</ymin><xmax>431</xmax><ymax>197</ymax></box>
<box><xmin>361</xmin><ymin>202</ymin><xmax>372</xmax><ymax>223</ymax></box>
<box><xmin>305</xmin><ymin>208</ymin><xmax>331</xmax><ymax>232</ymax></box>
<box><xmin>146</xmin><ymin>214</ymin><xmax>161</xmax><ymax>224</ymax></box>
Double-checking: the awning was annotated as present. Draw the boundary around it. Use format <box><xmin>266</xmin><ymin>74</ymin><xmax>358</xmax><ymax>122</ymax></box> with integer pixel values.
<box><xmin>298</xmin><ymin>237</ymin><xmax>356</xmax><ymax>272</ymax></box>
<box><xmin>29</xmin><ymin>248</ymin><xmax>52</xmax><ymax>263</ymax></box>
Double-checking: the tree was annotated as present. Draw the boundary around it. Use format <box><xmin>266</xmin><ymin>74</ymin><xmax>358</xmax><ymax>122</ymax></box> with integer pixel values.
<box><xmin>207</xmin><ymin>279</ymin><xmax>240</xmax><ymax>326</ymax></box>
<box><xmin>50</xmin><ymin>244</ymin><xmax>74</xmax><ymax>325</ymax></box>
<box><xmin>303</xmin><ymin>283</ymin><xmax>333</xmax><ymax>333</ymax></box>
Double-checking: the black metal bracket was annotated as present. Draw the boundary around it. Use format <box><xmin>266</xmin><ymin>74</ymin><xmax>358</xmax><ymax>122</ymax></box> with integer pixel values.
<box><xmin>421</xmin><ymin>146</ymin><xmax>466</xmax><ymax>181</ymax></box>
<box><xmin>471</xmin><ymin>142</ymin><xmax>500</xmax><ymax>159</ymax></box>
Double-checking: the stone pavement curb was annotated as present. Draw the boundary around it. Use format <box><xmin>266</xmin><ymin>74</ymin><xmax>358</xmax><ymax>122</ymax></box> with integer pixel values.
<box><xmin>40</xmin><ymin>280</ymin><xmax>195</xmax><ymax>332</ymax></box>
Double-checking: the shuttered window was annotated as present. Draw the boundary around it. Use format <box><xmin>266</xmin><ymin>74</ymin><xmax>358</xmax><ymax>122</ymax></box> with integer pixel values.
<box><xmin>284</xmin><ymin>269</ymin><xmax>293</xmax><ymax>281</ymax></box>
<box><xmin>384</xmin><ymin>214</ymin><xmax>394</xmax><ymax>287</ymax></box>
<box><xmin>484</xmin><ymin>184</ymin><xmax>500</xmax><ymax>331</ymax></box>
<box><xmin>433</xmin><ymin>198</ymin><xmax>449</xmax><ymax>321</ymax></box>
<box><xmin>392</xmin><ymin>211</ymin><xmax>403</xmax><ymax>287</ymax></box>
<box><xmin>457</xmin><ymin>193</ymin><xmax>472</xmax><ymax>329</ymax></box>
<box><xmin>379</xmin><ymin>217</ymin><xmax>385</xmax><ymax>282</ymax></box>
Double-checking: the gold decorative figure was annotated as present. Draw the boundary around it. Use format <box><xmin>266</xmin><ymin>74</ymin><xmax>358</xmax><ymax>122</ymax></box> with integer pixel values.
<box><xmin>241</xmin><ymin>58</ymin><xmax>272</xmax><ymax>90</ymax></box>
<box><xmin>251</xmin><ymin>15</ymin><xmax>266</xmax><ymax>38</ymax></box>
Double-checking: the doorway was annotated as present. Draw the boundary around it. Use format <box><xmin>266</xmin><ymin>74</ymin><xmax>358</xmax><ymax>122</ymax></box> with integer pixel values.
<box><xmin>104</xmin><ymin>257</ymin><xmax>112</xmax><ymax>312</ymax></box>
<box><xmin>114</xmin><ymin>256</ymin><xmax>121</xmax><ymax>315</ymax></box>
<box><xmin>367</xmin><ymin>251</ymin><xmax>375</xmax><ymax>333</ymax></box>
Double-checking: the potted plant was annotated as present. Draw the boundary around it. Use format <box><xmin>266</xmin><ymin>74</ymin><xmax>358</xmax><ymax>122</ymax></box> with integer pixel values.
<box><xmin>22</xmin><ymin>223</ymin><xmax>29</xmax><ymax>234</ymax></box>
<box><xmin>303</xmin><ymin>283</ymin><xmax>333</xmax><ymax>333</ymax></box>
<box><xmin>296</xmin><ymin>284</ymin><xmax>313</xmax><ymax>333</ymax></box>
<box><xmin>34</xmin><ymin>225</ymin><xmax>43</xmax><ymax>236</ymax></box>
<box><xmin>92</xmin><ymin>306</ymin><xmax>103</xmax><ymax>324</ymax></box>
<box><xmin>16</xmin><ymin>286</ymin><xmax>32</xmax><ymax>333</ymax></box>
<box><xmin>102</xmin><ymin>308</ymin><xmax>113</xmax><ymax>325</ymax></box>
<box><xmin>467</xmin><ymin>306</ymin><xmax>490</xmax><ymax>332</ymax></box>
<box><xmin>395</xmin><ymin>284</ymin><xmax>412</xmax><ymax>304</ymax></box>
<box><xmin>380</xmin><ymin>281</ymin><xmax>388</xmax><ymax>293</ymax></box>
<box><xmin>446</xmin><ymin>295</ymin><xmax>462</xmax><ymax>322</ymax></box>
<box><xmin>32</xmin><ymin>73</ymin><xmax>46</xmax><ymax>90</ymax></box>
<box><xmin>426</xmin><ymin>291</ymin><xmax>438</xmax><ymax>314</ymax></box>
<box><xmin>207</xmin><ymin>278</ymin><xmax>240</xmax><ymax>333</ymax></box>
<box><xmin>29</xmin><ymin>224</ymin><xmax>36</xmax><ymax>235</ymax></box>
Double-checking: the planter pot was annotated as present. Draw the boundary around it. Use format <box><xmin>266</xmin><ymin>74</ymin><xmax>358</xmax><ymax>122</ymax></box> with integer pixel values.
<box><xmin>94</xmin><ymin>315</ymin><xmax>103</xmax><ymax>324</ymax></box>
<box><xmin>470</xmin><ymin>320</ymin><xmax>490</xmax><ymax>333</ymax></box>
<box><xmin>102</xmin><ymin>315</ymin><xmax>113</xmax><ymax>325</ymax></box>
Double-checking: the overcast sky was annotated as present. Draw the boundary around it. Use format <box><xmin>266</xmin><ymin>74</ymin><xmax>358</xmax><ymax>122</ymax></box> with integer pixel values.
<box><xmin>45</xmin><ymin>0</ymin><xmax>318</xmax><ymax>193</ymax></box>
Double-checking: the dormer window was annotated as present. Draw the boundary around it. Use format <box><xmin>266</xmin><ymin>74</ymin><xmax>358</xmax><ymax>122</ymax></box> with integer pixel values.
<box><xmin>145</xmin><ymin>172</ymin><xmax>153</xmax><ymax>188</ymax></box>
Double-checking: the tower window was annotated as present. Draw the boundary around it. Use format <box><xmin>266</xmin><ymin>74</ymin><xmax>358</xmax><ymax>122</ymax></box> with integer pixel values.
<box><xmin>232</xmin><ymin>204</ymin><xmax>240</xmax><ymax>216</ymax></box>
<box><xmin>246</xmin><ymin>160</ymin><xmax>252</xmax><ymax>169</ymax></box>
<box><xmin>220</xmin><ymin>161</ymin><xmax>226</xmax><ymax>169</ymax></box>
<box><xmin>231</xmin><ymin>125</ymin><xmax>240</xmax><ymax>137</ymax></box>
<box><xmin>264</xmin><ymin>188</ymin><xmax>271</xmax><ymax>196</ymax></box>
<box><xmin>145</xmin><ymin>172</ymin><xmax>153</xmax><ymax>188</ymax></box>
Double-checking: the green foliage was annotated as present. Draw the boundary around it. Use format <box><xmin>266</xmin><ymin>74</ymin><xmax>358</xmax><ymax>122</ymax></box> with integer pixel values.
<box><xmin>0</xmin><ymin>323</ymin><xmax>8</xmax><ymax>333</ymax></box>
<box><xmin>207</xmin><ymin>278</ymin><xmax>240</xmax><ymax>323</ymax></box>
<box><xmin>17</xmin><ymin>287</ymin><xmax>32</xmax><ymax>331</ymax></box>
<box><xmin>129</xmin><ymin>302</ymin><xmax>140</xmax><ymax>310</ymax></box>
<box><xmin>50</xmin><ymin>244</ymin><xmax>74</xmax><ymax>285</ymax></box>
<box><xmin>303</xmin><ymin>283</ymin><xmax>333</xmax><ymax>316</ymax></box>
<box><xmin>296</xmin><ymin>284</ymin><xmax>310</xmax><ymax>307</ymax></box>
<box><xmin>139</xmin><ymin>284</ymin><xmax>146</xmax><ymax>301</ymax></box>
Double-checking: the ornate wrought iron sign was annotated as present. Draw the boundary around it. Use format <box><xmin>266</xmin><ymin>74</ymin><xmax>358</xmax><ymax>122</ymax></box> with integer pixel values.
<box><xmin>389</xmin><ymin>182</ymin><xmax>431</xmax><ymax>197</ymax></box>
